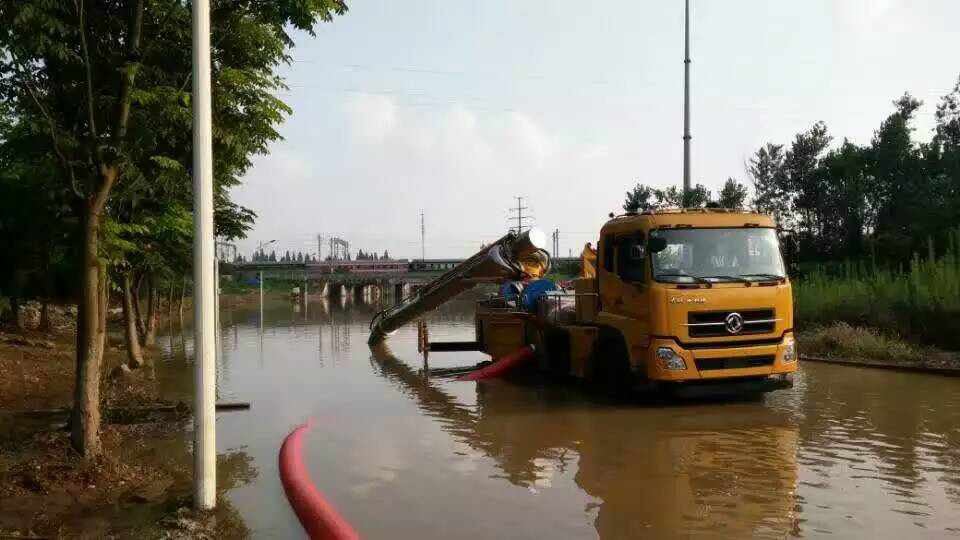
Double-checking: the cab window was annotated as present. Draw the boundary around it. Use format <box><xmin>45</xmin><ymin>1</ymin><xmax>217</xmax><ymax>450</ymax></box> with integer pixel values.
<box><xmin>616</xmin><ymin>234</ymin><xmax>646</xmax><ymax>283</ymax></box>
<box><xmin>602</xmin><ymin>234</ymin><xmax>615</xmax><ymax>272</ymax></box>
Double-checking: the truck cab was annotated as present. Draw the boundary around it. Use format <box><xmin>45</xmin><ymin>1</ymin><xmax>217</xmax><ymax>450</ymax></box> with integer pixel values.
<box><xmin>592</xmin><ymin>208</ymin><xmax>796</xmax><ymax>395</ymax></box>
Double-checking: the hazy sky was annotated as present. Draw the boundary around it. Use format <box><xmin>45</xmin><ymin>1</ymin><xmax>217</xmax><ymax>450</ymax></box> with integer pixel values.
<box><xmin>231</xmin><ymin>0</ymin><xmax>960</xmax><ymax>260</ymax></box>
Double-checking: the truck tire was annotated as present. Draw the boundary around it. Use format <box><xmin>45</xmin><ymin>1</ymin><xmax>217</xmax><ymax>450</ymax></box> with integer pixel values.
<box><xmin>589</xmin><ymin>330</ymin><xmax>632</xmax><ymax>389</ymax></box>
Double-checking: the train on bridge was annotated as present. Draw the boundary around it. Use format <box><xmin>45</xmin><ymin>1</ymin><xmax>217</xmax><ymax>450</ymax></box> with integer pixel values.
<box><xmin>231</xmin><ymin>258</ymin><xmax>466</xmax><ymax>274</ymax></box>
<box><xmin>232</xmin><ymin>257</ymin><xmax>579</xmax><ymax>274</ymax></box>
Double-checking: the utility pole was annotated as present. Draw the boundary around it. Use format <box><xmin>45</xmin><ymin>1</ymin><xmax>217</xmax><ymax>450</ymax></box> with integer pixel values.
<box><xmin>420</xmin><ymin>212</ymin><xmax>425</xmax><ymax>261</ymax></box>
<box><xmin>191</xmin><ymin>0</ymin><xmax>216</xmax><ymax>511</ymax></box>
<box><xmin>552</xmin><ymin>229</ymin><xmax>560</xmax><ymax>259</ymax></box>
<box><xmin>257</xmin><ymin>239</ymin><xmax>275</xmax><ymax>330</ymax></box>
<box><xmin>509</xmin><ymin>196</ymin><xmax>533</xmax><ymax>233</ymax></box>
<box><xmin>682</xmin><ymin>0</ymin><xmax>692</xmax><ymax>207</ymax></box>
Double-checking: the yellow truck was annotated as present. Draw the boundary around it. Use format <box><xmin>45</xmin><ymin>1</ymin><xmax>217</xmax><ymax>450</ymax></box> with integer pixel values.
<box><xmin>370</xmin><ymin>208</ymin><xmax>797</xmax><ymax>396</ymax></box>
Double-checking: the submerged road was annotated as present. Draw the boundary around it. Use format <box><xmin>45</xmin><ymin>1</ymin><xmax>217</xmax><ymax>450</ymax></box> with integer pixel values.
<box><xmin>154</xmin><ymin>295</ymin><xmax>960</xmax><ymax>539</ymax></box>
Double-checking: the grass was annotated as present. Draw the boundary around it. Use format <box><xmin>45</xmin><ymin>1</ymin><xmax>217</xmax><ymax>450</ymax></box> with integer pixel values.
<box><xmin>794</xmin><ymin>229</ymin><xmax>960</xmax><ymax>350</ymax></box>
<box><xmin>799</xmin><ymin>322</ymin><xmax>925</xmax><ymax>364</ymax></box>
<box><xmin>219</xmin><ymin>277</ymin><xmax>303</xmax><ymax>295</ymax></box>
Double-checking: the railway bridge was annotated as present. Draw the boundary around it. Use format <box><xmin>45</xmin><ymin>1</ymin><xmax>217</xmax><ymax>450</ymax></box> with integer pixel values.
<box><xmin>223</xmin><ymin>256</ymin><xmax>581</xmax><ymax>300</ymax></box>
<box><xmin>223</xmin><ymin>259</ymin><xmax>462</xmax><ymax>300</ymax></box>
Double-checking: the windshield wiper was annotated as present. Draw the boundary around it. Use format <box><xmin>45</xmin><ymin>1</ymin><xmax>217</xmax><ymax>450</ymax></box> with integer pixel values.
<box><xmin>702</xmin><ymin>275</ymin><xmax>751</xmax><ymax>283</ymax></box>
<box><xmin>656</xmin><ymin>273</ymin><xmax>711</xmax><ymax>284</ymax></box>
<box><xmin>739</xmin><ymin>273</ymin><xmax>786</xmax><ymax>281</ymax></box>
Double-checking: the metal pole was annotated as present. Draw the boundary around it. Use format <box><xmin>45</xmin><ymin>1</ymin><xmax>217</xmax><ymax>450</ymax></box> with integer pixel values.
<box><xmin>191</xmin><ymin>0</ymin><xmax>216</xmax><ymax>511</ymax></box>
<box><xmin>214</xmin><ymin>253</ymin><xmax>220</xmax><ymax>358</ymax></box>
<box><xmin>420</xmin><ymin>212</ymin><xmax>425</xmax><ymax>261</ymax></box>
<box><xmin>259</xmin><ymin>270</ymin><xmax>264</xmax><ymax>331</ymax></box>
<box><xmin>682</xmin><ymin>0</ymin><xmax>692</xmax><ymax>206</ymax></box>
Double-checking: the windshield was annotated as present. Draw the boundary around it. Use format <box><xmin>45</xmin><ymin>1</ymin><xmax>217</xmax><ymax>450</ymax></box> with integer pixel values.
<box><xmin>651</xmin><ymin>227</ymin><xmax>786</xmax><ymax>283</ymax></box>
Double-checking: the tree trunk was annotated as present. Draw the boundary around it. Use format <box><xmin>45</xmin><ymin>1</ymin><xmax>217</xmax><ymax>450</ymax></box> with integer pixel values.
<box><xmin>39</xmin><ymin>252</ymin><xmax>52</xmax><ymax>332</ymax></box>
<box><xmin>167</xmin><ymin>282</ymin><xmax>175</xmax><ymax>321</ymax></box>
<box><xmin>71</xmin><ymin>209</ymin><xmax>104</xmax><ymax>459</ymax></box>
<box><xmin>96</xmin><ymin>265</ymin><xmax>107</xmax><ymax>360</ymax></box>
<box><xmin>178</xmin><ymin>273</ymin><xmax>187</xmax><ymax>321</ymax></box>
<box><xmin>122</xmin><ymin>272</ymin><xmax>144</xmax><ymax>368</ymax></box>
<box><xmin>9</xmin><ymin>275</ymin><xmax>23</xmax><ymax>331</ymax></box>
<box><xmin>68</xmin><ymin>0</ymin><xmax>143</xmax><ymax>459</ymax></box>
<box><xmin>133</xmin><ymin>272</ymin><xmax>146</xmax><ymax>338</ymax></box>
<box><xmin>144</xmin><ymin>273</ymin><xmax>157</xmax><ymax>347</ymax></box>
<box><xmin>39</xmin><ymin>298</ymin><xmax>50</xmax><ymax>332</ymax></box>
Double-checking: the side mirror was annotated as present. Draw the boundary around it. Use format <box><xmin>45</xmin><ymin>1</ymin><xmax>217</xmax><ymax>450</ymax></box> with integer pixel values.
<box><xmin>648</xmin><ymin>236</ymin><xmax>668</xmax><ymax>253</ymax></box>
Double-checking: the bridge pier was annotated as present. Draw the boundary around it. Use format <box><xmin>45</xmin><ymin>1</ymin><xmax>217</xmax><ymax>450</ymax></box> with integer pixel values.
<box><xmin>352</xmin><ymin>284</ymin><xmax>363</xmax><ymax>300</ymax></box>
<box><xmin>327</xmin><ymin>282</ymin><xmax>343</xmax><ymax>298</ymax></box>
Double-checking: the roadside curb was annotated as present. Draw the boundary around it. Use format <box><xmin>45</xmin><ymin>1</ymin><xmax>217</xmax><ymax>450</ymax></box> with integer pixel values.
<box><xmin>800</xmin><ymin>354</ymin><xmax>960</xmax><ymax>376</ymax></box>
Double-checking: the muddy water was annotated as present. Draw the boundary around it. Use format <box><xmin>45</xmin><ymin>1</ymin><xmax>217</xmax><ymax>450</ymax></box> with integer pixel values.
<box><xmin>155</xmin><ymin>296</ymin><xmax>960</xmax><ymax>539</ymax></box>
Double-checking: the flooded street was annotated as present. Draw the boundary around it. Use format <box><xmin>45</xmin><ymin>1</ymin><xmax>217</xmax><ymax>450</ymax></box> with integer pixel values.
<box><xmin>155</xmin><ymin>296</ymin><xmax>960</xmax><ymax>539</ymax></box>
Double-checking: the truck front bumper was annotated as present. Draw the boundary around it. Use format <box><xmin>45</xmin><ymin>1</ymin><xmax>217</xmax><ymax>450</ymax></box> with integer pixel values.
<box><xmin>642</xmin><ymin>334</ymin><xmax>798</xmax><ymax>382</ymax></box>
<box><xmin>640</xmin><ymin>373</ymin><xmax>794</xmax><ymax>398</ymax></box>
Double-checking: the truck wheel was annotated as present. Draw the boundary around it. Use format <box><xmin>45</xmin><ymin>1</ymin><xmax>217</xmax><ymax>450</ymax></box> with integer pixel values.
<box><xmin>589</xmin><ymin>333</ymin><xmax>632</xmax><ymax>389</ymax></box>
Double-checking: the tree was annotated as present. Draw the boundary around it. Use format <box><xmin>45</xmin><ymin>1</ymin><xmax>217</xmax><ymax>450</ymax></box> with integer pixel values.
<box><xmin>383</xmin><ymin>250</ymin><xmax>390</xmax><ymax>260</ymax></box>
<box><xmin>0</xmin><ymin>0</ymin><xmax>153</xmax><ymax>456</ymax></box>
<box><xmin>2</xmin><ymin>0</ymin><xmax>346</xmax><ymax>458</ymax></box>
<box><xmin>623</xmin><ymin>183</ymin><xmax>657</xmax><ymax>211</ymax></box>
<box><xmin>623</xmin><ymin>182</ymin><xmax>710</xmax><ymax>211</ymax></box>
<box><xmin>818</xmin><ymin>140</ymin><xmax>870</xmax><ymax>259</ymax></box>
<box><xmin>718</xmin><ymin>178</ymin><xmax>748</xmax><ymax>209</ymax></box>
<box><xmin>747</xmin><ymin>143</ymin><xmax>788</xmax><ymax>220</ymax></box>
<box><xmin>783</xmin><ymin>122</ymin><xmax>832</xmax><ymax>259</ymax></box>
<box><xmin>932</xmin><ymin>76</ymin><xmax>960</xmax><ymax>236</ymax></box>
<box><xmin>867</xmin><ymin>94</ymin><xmax>930</xmax><ymax>260</ymax></box>
<box><xmin>659</xmin><ymin>184</ymin><xmax>710</xmax><ymax>208</ymax></box>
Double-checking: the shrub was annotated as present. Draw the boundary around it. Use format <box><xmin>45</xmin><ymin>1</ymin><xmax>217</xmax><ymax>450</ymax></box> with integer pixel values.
<box><xmin>800</xmin><ymin>322</ymin><xmax>925</xmax><ymax>364</ymax></box>
<box><xmin>794</xmin><ymin>230</ymin><xmax>960</xmax><ymax>349</ymax></box>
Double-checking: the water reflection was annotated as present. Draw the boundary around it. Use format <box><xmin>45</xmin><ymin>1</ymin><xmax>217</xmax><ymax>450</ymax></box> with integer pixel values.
<box><xmin>372</xmin><ymin>343</ymin><xmax>800</xmax><ymax>539</ymax></box>
<box><xmin>157</xmin><ymin>295</ymin><xmax>960</xmax><ymax>539</ymax></box>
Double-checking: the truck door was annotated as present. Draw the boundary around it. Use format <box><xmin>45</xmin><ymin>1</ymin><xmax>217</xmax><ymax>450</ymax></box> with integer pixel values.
<box><xmin>598</xmin><ymin>232</ymin><xmax>652</xmax><ymax>370</ymax></box>
<box><xmin>599</xmin><ymin>233</ymin><xmax>649</xmax><ymax>316</ymax></box>
<box><xmin>598</xmin><ymin>233</ymin><xmax>617</xmax><ymax>310</ymax></box>
<box><xmin>614</xmin><ymin>233</ymin><xmax>650</xmax><ymax>324</ymax></box>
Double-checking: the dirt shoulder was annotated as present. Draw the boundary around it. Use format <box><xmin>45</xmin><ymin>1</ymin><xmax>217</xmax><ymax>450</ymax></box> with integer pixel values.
<box><xmin>0</xmin><ymin>330</ymin><xmax>76</xmax><ymax>413</ymax></box>
<box><xmin>798</xmin><ymin>322</ymin><xmax>960</xmax><ymax>374</ymax></box>
<box><xmin>0</xmin><ymin>325</ymin><xmax>249</xmax><ymax>538</ymax></box>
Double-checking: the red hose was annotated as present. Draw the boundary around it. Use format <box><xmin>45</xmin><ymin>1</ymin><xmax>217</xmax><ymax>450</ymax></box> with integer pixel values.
<box><xmin>279</xmin><ymin>422</ymin><xmax>361</xmax><ymax>540</ymax></box>
<box><xmin>459</xmin><ymin>345</ymin><xmax>535</xmax><ymax>381</ymax></box>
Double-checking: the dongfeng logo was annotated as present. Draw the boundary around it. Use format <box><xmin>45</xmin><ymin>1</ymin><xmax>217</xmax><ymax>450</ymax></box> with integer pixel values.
<box><xmin>725</xmin><ymin>312</ymin><xmax>744</xmax><ymax>334</ymax></box>
<box><xmin>669</xmin><ymin>296</ymin><xmax>706</xmax><ymax>305</ymax></box>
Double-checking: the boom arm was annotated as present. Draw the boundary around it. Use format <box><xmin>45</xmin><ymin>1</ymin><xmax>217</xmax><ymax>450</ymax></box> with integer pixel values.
<box><xmin>368</xmin><ymin>229</ymin><xmax>549</xmax><ymax>344</ymax></box>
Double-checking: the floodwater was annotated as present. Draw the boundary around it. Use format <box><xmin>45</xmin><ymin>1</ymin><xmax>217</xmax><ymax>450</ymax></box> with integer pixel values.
<box><xmin>154</xmin><ymin>294</ymin><xmax>960</xmax><ymax>539</ymax></box>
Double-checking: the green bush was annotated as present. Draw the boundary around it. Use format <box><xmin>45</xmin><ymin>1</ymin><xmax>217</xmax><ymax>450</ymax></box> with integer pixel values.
<box><xmin>794</xmin><ymin>229</ymin><xmax>960</xmax><ymax>349</ymax></box>
<box><xmin>800</xmin><ymin>322</ymin><xmax>924</xmax><ymax>363</ymax></box>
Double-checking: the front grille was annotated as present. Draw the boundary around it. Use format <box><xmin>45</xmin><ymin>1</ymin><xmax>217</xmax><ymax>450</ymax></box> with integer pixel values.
<box><xmin>695</xmin><ymin>355</ymin><xmax>775</xmax><ymax>371</ymax></box>
<box><xmin>687</xmin><ymin>309</ymin><xmax>776</xmax><ymax>337</ymax></box>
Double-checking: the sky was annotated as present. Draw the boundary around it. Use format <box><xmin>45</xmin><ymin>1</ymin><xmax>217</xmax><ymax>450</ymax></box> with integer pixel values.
<box><xmin>230</xmin><ymin>0</ymin><xmax>960</xmax><ymax>260</ymax></box>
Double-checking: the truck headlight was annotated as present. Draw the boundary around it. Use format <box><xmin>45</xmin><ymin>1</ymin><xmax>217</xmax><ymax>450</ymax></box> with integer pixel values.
<box><xmin>783</xmin><ymin>337</ymin><xmax>796</xmax><ymax>363</ymax></box>
<box><xmin>656</xmin><ymin>347</ymin><xmax>686</xmax><ymax>370</ymax></box>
